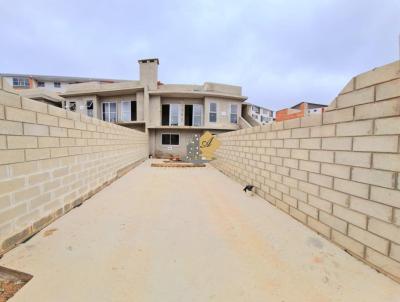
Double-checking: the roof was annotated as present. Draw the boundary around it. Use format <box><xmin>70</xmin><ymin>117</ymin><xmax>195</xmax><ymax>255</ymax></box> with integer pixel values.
<box><xmin>291</xmin><ymin>101</ymin><xmax>327</xmax><ymax>109</ymax></box>
<box><xmin>0</xmin><ymin>73</ymin><xmax>127</xmax><ymax>83</ymax></box>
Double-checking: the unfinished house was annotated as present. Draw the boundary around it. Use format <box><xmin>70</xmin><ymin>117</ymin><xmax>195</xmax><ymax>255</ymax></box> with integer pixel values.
<box><xmin>61</xmin><ymin>59</ymin><xmax>248</xmax><ymax>158</ymax></box>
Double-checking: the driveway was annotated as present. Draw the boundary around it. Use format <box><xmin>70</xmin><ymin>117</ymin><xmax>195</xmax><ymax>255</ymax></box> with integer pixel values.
<box><xmin>1</xmin><ymin>160</ymin><xmax>399</xmax><ymax>301</ymax></box>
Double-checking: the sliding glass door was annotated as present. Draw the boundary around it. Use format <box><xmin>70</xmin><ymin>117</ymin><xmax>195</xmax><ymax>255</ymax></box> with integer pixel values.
<box><xmin>102</xmin><ymin>102</ymin><xmax>117</xmax><ymax>122</ymax></box>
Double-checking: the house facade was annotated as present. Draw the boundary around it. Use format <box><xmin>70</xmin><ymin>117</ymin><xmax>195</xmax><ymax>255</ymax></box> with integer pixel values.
<box><xmin>243</xmin><ymin>103</ymin><xmax>274</xmax><ymax>125</ymax></box>
<box><xmin>61</xmin><ymin>59</ymin><xmax>247</xmax><ymax>158</ymax></box>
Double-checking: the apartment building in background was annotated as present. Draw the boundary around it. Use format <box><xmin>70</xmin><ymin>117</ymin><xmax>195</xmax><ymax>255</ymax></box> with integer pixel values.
<box><xmin>0</xmin><ymin>73</ymin><xmax>123</xmax><ymax>92</ymax></box>
<box><xmin>275</xmin><ymin>101</ymin><xmax>327</xmax><ymax>122</ymax></box>
<box><xmin>242</xmin><ymin>103</ymin><xmax>274</xmax><ymax>125</ymax></box>
<box><xmin>61</xmin><ymin>58</ymin><xmax>248</xmax><ymax>158</ymax></box>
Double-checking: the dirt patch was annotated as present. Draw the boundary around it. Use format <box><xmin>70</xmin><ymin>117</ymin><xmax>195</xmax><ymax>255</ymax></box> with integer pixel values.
<box><xmin>151</xmin><ymin>162</ymin><xmax>206</xmax><ymax>168</ymax></box>
<box><xmin>43</xmin><ymin>228</ymin><xmax>57</xmax><ymax>237</ymax></box>
<box><xmin>0</xmin><ymin>266</ymin><xmax>32</xmax><ymax>302</ymax></box>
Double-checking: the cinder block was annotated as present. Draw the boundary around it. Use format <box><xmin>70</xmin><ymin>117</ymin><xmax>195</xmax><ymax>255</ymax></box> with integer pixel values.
<box><xmin>298</xmin><ymin>181</ymin><xmax>319</xmax><ymax>195</ymax></box>
<box><xmin>0</xmin><ymin>105</ymin><xmax>4</xmax><ymax>119</ymax></box>
<box><xmin>282</xmin><ymin>193</ymin><xmax>297</xmax><ymax>206</ymax></box>
<box><xmin>22</xmin><ymin>98</ymin><xmax>47</xmax><ymax>113</ymax></box>
<box><xmin>300</xmin><ymin>115</ymin><xmax>322</xmax><ymax>127</ymax></box>
<box><xmin>348</xmin><ymin>225</ymin><xmax>389</xmax><ymax>255</ymax></box>
<box><xmin>335</xmin><ymin>151</ymin><xmax>371</xmax><ymax>168</ymax></box>
<box><xmin>289</xmin><ymin>206</ymin><xmax>307</xmax><ymax>223</ymax></box>
<box><xmin>0</xmin><ymin>204</ymin><xmax>27</xmax><ymax>224</ymax></box>
<box><xmin>352</xmin><ymin>167</ymin><xmax>395</xmax><ymax>188</ymax></box>
<box><xmin>308</xmin><ymin>195</ymin><xmax>332</xmax><ymax>212</ymax></box>
<box><xmin>319</xmin><ymin>211</ymin><xmax>347</xmax><ymax>233</ymax></box>
<box><xmin>0</xmin><ymin>178</ymin><xmax>25</xmax><ymax>195</ymax></box>
<box><xmin>310</xmin><ymin>124</ymin><xmax>336</xmax><ymax>137</ymax></box>
<box><xmin>298</xmin><ymin>201</ymin><xmax>318</xmax><ymax>218</ymax></box>
<box><xmin>276</xmin><ymin>199</ymin><xmax>289</xmax><ymax>212</ymax></box>
<box><xmin>374</xmin><ymin>116</ymin><xmax>400</xmax><ymax>135</ymax></box>
<box><xmin>322</xmin><ymin>137</ymin><xmax>352</xmax><ymax>151</ymax></box>
<box><xmin>50</xmin><ymin>126</ymin><xmax>68</xmax><ymax>137</ymax></box>
<box><xmin>0</xmin><ymin>90</ymin><xmax>21</xmax><ymax>108</ymax></box>
<box><xmin>376</xmin><ymin>78</ymin><xmax>400</xmax><ymax>101</ymax></box>
<box><xmin>59</xmin><ymin>118</ymin><xmax>74</xmax><ymax>128</ymax></box>
<box><xmin>350</xmin><ymin>196</ymin><xmax>392</xmax><ymax>222</ymax></box>
<box><xmin>391</xmin><ymin>243</ymin><xmax>400</xmax><ymax>262</ymax></box>
<box><xmin>336</xmin><ymin>120</ymin><xmax>373</xmax><ymax>137</ymax></box>
<box><xmin>291</xmin><ymin>149</ymin><xmax>309</xmax><ymax>160</ymax></box>
<box><xmin>308</xmin><ymin>217</ymin><xmax>331</xmax><ymax>238</ymax></box>
<box><xmin>291</xmin><ymin>128</ymin><xmax>309</xmax><ymax>138</ymax></box>
<box><xmin>25</xmin><ymin>148</ymin><xmax>51</xmax><ymax>161</ymax></box>
<box><xmin>0</xmin><ymin>195</ymin><xmax>11</xmax><ymax>211</ymax></box>
<box><xmin>309</xmin><ymin>150</ymin><xmax>334</xmax><ymax>163</ymax></box>
<box><xmin>0</xmin><ymin>150</ymin><xmax>25</xmax><ymax>164</ymax></box>
<box><xmin>7</xmin><ymin>136</ymin><xmax>38</xmax><ymax>149</ymax></box>
<box><xmin>38</xmin><ymin>137</ymin><xmax>60</xmax><ymax>148</ymax></box>
<box><xmin>5</xmin><ymin>107</ymin><xmax>36</xmax><ymax>123</ymax></box>
<box><xmin>10</xmin><ymin>161</ymin><xmax>38</xmax><ymax>176</ymax></box>
<box><xmin>37</xmin><ymin>113</ymin><xmax>58</xmax><ymax>126</ymax></box>
<box><xmin>334</xmin><ymin>178</ymin><xmax>369</xmax><ymax>199</ymax></box>
<box><xmin>300</xmin><ymin>138</ymin><xmax>321</xmax><ymax>149</ymax></box>
<box><xmin>48</xmin><ymin>105</ymin><xmax>67</xmax><ymax>118</ymax></box>
<box><xmin>309</xmin><ymin>172</ymin><xmax>333</xmax><ymax>188</ymax></box>
<box><xmin>283</xmin><ymin>118</ymin><xmax>300</xmax><ymax>129</ymax></box>
<box><xmin>368</xmin><ymin>218</ymin><xmax>400</xmax><ymax>244</ymax></box>
<box><xmin>333</xmin><ymin>204</ymin><xmax>367</xmax><ymax>228</ymax></box>
<box><xmin>50</xmin><ymin>147</ymin><xmax>69</xmax><ymax>158</ymax></box>
<box><xmin>332</xmin><ymin>230</ymin><xmax>364</xmax><ymax>257</ymax></box>
<box><xmin>23</xmin><ymin>123</ymin><xmax>49</xmax><ymax>136</ymax></box>
<box><xmin>321</xmin><ymin>163</ymin><xmax>350</xmax><ymax>179</ymax></box>
<box><xmin>353</xmin><ymin>136</ymin><xmax>398</xmax><ymax>153</ymax></box>
<box><xmin>299</xmin><ymin>160</ymin><xmax>320</xmax><ymax>173</ymax></box>
<box><xmin>290</xmin><ymin>187</ymin><xmax>307</xmax><ymax>202</ymax></box>
<box><xmin>323</xmin><ymin>107</ymin><xmax>354</xmax><ymax>124</ymax></box>
<box><xmin>366</xmin><ymin>248</ymin><xmax>400</xmax><ymax>278</ymax></box>
<box><xmin>336</xmin><ymin>86</ymin><xmax>374</xmax><ymax>108</ymax></box>
<box><xmin>356</xmin><ymin>61</ymin><xmax>399</xmax><ymax>89</ymax></box>
<box><xmin>283</xmin><ymin>158</ymin><xmax>298</xmax><ymax>169</ymax></box>
<box><xmin>14</xmin><ymin>186</ymin><xmax>41</xmax><ymax>203</ymax></box>
<box><xmin>339</xmin><ymin>78</ymin><xmax>355</xmax><ymax>94</ymax></box>
<box><xmin>28</xmin><ymin>172</ymin><xmax>50</xmax><ymax>185</ymax></box>
<box><xmin>283</xmin><ymin>139</ymin><xmax>299</xmax><ymax>148</ymax></box>
<box><xmin>355</xmin><ymin>99</ymin><xmax>400</xmax><ymax>120</ymax></box>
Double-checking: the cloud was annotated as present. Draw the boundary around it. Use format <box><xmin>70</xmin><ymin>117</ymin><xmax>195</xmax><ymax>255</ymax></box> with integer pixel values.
<box><xmin>0</xmin><ymin>0</ymin><xmax>399</xmax><ymax>110</ymax></box>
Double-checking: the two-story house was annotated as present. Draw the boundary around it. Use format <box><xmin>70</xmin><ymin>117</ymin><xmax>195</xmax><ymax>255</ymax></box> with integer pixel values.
<box><xmin>61</xmin><ymin>59</ymin><xmax>247</xmax><ymax>158</ymax></box>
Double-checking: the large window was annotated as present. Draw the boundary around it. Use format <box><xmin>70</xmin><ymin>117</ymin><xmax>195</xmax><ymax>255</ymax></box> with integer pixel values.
<box><xmin>121</xmin><ymin>101</ymin><xmax>137</xmax><ymax>122</ymax></box>
<box><xmin>161</xmin><ymin>104</ymin><xmax>180</xmax><ymax>126</ymax></box>
<box><xmin>12</xmin><ymin>77</ymin><xmax>30</xmax><ymax>88</ymax></box>
<box><xmin>230</xmin><ymin>104</ymin><xmax>238</xmax><ymax>123</ymax></box>
<box><xmin>209</xmin><ymin>102</ymin><xmax>217</xmax><ymax>123</ymax></box>
<box><xmin>102</xmin><ymin>102</ymin><xmax>117</xmax><ymax>122</ymax></box>
<box><xmin>161</xmin><ymin>133</ymin><xmax>179</xmax><ymax>145</ymax></box>
<box><xmin>69</xmin><ymin>102</ymin><xmax>76</xmax><ymax>112</ymax></box>
<box><xmin>37</xmin><ymin>81</ymin><xmax>45</xmax><ymax>87</ymax></box>
<box><xmin>193</xmin><ymin>104</ymin><xmax>202</xmax><ymax>126</ymax></box>
<box><xmin>54</xmin><ymin>82</ymin><xmax>61</xmax><ymax>88</ymax></box>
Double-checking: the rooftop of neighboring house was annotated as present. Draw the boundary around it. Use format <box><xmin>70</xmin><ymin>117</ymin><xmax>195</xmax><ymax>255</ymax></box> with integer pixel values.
<box><xmin>243</xmin><ymin>102</ymin><xmax>273</xmax><ymax>112</ymax></box>
<box><xmin>0</xmin><ymin>73</ymin><xmax>126</xmax><ymax>84</ymax></box>
<box><xmin>290</xmin><ymin>101</ymin><xmax>327</xmax><ymax>110</ymax></box>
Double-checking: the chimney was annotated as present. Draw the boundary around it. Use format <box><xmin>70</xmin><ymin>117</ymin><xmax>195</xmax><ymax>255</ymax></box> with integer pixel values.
<box><xmin>138</xmin><ymin>58</ymin><xmax>159</xmax><ymax>90</ymax></box>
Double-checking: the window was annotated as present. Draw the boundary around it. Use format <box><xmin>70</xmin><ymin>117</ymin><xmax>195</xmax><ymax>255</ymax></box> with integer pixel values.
<box><xmin>12</xmin><ymin>77</ymin><xmax>30</xmax><ymax>88</ymax></box>
<box><xmin>121</xmin><ymin>101</ymin><xmax>137</xmax><ymax>122</ymax></box>
<box><xmin>193</xmin><ymin>104</ymin><xmax>202</xmax><ymax>126</ymax></box>
<box><xmin>170</xmin><ymin>104</ymin><xmax>179</xmax><ymax>126</ymax></box>
<box><xmin>86</xmin><ymin>101</ymin><xmax>93</xmax><ymax>117</ymax></box>
<box><xmin>252</xmin><ymin>106</ymin><xmax>260</xmax><ymax>114</ymax></box>
<box><xmin>161</xmin><ymin>133</ymin><xmax>179</xmax><ymax>145</ymax></box>
<box><xmin>209</xmin><ymin>102</ymin><xmax>217</xmax><ymax>122</ymax></box>
<box><xmin>68</xmin><ymin>102</ymin><xmax>76</xmax><ymax>112</ymax></box>
<box><xmin>54</xmin><ymin>82</ymin><xmax>61</xmax><ymax>88</ymax></box>
<box><xmin>230</xmin><ymin>104</ymin><xmax>238</xmax><ymax>123</ymax></box>
<box><xmin>102</xmin><ymin>102</ymin><xmax>117</xmax><ymax>122</ymax></box>
<box><xmin>37</xmin><ymin>81</ymin><xmax>45</xmax><ymax>87</ymax></box>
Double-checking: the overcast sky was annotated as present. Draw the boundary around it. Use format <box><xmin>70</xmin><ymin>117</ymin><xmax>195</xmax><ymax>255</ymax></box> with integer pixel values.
<box><xmin>1</xmin><ymin>0</ymin><xmax>399</xmax><ymax>110</ymax></box>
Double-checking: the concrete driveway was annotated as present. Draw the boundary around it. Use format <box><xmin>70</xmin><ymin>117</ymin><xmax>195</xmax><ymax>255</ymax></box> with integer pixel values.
<box><xmin>1</xmin><ymin>160</ymin><xmax>399</xmax><ymax>301</ymax></box>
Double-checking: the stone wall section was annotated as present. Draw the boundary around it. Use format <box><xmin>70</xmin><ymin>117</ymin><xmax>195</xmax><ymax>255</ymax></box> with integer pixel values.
<box><xmin>212</xmin><ymin>61</ymin><xmax>400</xmax><ymax>282</ymax></box>
<box><xmin>0</xmin><ymin>83</ymin><xmax>148</xmax><ymax>254</ymax></box>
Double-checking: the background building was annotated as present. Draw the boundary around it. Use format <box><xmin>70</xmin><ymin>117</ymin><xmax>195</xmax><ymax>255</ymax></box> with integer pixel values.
<box><xmin>242</xmin><ymin>103</ymin><xmax>274</xmax><ymax>125</ymax></box>
<box><xmin>61</xmin><ymin>58</ymin><xmax>248</xmax><ymax>158</ymax></box>
<box><xmin>275</xmin><ymin>102</ymin><xmax>327</xmax><ymax>122</ymax></box>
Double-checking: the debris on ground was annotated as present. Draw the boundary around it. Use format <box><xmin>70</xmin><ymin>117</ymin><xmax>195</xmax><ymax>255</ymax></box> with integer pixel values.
<box><xmin>0</xmin><ymin>266</ymin><xmax>32</xmax><ymax>302</ymax></box>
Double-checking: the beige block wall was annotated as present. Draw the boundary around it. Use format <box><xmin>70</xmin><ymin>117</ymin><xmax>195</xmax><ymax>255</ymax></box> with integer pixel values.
<box><xmin>0</xmin><ymin>88</ymin><xmax>148</xmax><ymax>255</ymax></box>
<box><xmin>212</xmin><ymin>60</ymin><xmax>400</xmax><ymax>282</ymax></box>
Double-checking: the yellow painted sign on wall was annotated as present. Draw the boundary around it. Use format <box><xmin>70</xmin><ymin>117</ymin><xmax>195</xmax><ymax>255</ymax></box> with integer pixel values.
<box><xmin>199</xmin><ymin>131</ymin><xmax>220</xmax><ymax>160</ymax></box>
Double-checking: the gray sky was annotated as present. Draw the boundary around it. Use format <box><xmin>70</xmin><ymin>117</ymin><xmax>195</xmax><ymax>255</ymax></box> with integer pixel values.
<box><xmin>1</xmin><ymin>0</ymin><xmax>399</xmax><ymax>110</ymax></box>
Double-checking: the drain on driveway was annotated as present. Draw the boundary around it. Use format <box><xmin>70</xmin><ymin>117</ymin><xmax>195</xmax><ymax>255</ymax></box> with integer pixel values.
<box><xmin>0</xmin><ymin>266</ymin><xmax>32</xmax><ymax>302</ymax></box>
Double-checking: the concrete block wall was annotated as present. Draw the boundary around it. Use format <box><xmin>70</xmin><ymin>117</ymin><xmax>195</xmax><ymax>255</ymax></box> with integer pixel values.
<box><xmin>212</xmin><ymin>60</ymin><xmax>400</xmax><ymax>282</ymax></box>
<box><xmin>0</xmin><ymin>85</ymin><xmax>148</xmax><ymax>255</ymax></box>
